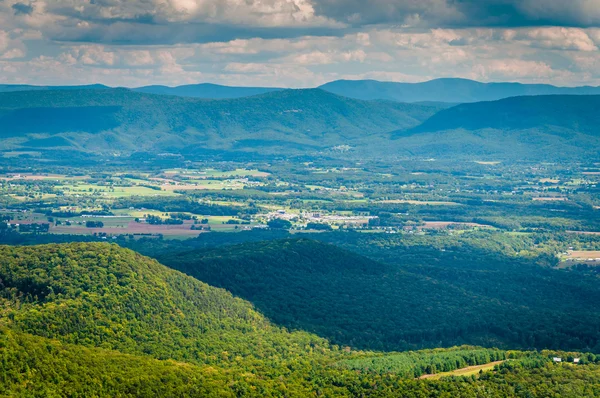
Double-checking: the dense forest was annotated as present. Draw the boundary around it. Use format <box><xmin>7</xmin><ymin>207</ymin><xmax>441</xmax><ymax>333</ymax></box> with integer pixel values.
<box><xmin>156</xmin><ymin>238</ymin><xmax>600</xmax><ymax>352</ymax></box>
<box><xmin>1</xmin><ymin>242</ymin><xmax>600</xmax><ymax>397</ymax></box>
<box><xmin>2</xmin><ymin>227</ymin><xmax>599</xmax><ymax>353</ymax></box>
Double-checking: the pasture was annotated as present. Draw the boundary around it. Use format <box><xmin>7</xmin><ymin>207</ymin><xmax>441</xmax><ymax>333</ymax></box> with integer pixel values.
<box><xmin>419</xmin><ymin>361</ymin><xmax>506</xmax><ymax>380</ymax></box>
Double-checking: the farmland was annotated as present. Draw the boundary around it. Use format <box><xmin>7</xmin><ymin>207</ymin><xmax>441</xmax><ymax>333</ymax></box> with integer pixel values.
<box><xmin>0</xmin><ymin>158</ymin><xmax>599</xmax><ymax>254</ymax></box>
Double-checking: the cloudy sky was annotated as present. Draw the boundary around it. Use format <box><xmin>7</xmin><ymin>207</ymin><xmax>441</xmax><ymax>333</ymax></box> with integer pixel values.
<box><xmin>1</xmin><ymin>0</ymin><xmax>600</xmax><ymax>87</ymax></box>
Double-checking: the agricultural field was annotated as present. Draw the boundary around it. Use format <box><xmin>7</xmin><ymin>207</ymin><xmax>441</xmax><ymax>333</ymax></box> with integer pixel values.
<box><xmin>419</xmin><ymin>360</ymin><xmax>506</xmax><ymax>380</ymax></box>
<box><xmin>0</xmin><ymin>159</ymin><xmax>599</xmax><ymax>253</ymax></box>
<box><xmin>559</xmin><ymin>250</ymin><xmax>600</xmax><ymax>267</ymax></box>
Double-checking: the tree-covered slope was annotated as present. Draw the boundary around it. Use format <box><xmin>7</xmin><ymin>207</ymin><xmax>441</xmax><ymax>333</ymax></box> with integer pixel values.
<box><xmin>409</xmin><ymin>95</ymin><xmax>600</xmax><ymax>135</ymax></box>
<box><xmin>320</xmin><ymin>78</ymin><xmax>600</xmax><ymax>103</ymax></box>
<box><xmin>1</xmin><ymin>87</ymin><xmax>599</xmax><ymax>161</ymax></box>
<box><xmin>0</xmin><ymin>88</ymin><xmax>441</xmax><ymax>155</ymax></box>
<box><xmin>133</xmin><ymin>83</ymin><xmax>282</xmax><ymax>98</ymax></box>
<box><xmin>384</xmin><ymin>95</ymin><xmax>600</xmax><ymax>160</ymax></box>
<box><xmin>157</xmin><ymin>238</ymin><xmax>600</xmax><ymax>353</ymax></box>
<box><xmin>0</xmin><ymin>243</ymin><xmax>328</xmax><ymax>365</ymax></box>
<box><xmin>0</xmin><ymin>328</ymin><xmax>230</xmax><ymax>397</ymax></box>
<box><xmin>2</xmin><ymin>242</ymin><xmax>600</xmax><ymax>397</ymax></box>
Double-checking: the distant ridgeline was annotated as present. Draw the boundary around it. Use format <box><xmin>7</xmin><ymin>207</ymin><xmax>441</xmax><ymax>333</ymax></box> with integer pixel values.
<box><xmin>1</xmin><ymin>242</ymin><xmax>600</xmax><ymax>397</ymax></box>
<box><xmin>0</xmin><ymin>80</ymin><xmax>599</xmax><ymax>161</ymax></box>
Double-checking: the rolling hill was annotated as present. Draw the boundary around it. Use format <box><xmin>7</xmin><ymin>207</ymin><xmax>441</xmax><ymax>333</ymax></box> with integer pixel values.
<box><xmin>407</xmin><ymin>95</ymin><xmax>600</xmax><ymax>135</ymax></box>
<box><xmin>157</xmin><ymin>238</ymin><xmax>600</xmax><ymax>353</ymax></box>
<box><xmin>0</xmin><ymin>87</ymin><xmax>599</xmax><ymax>161</ymax></box>
<box><xmin>5</xmin><ymin>78</ymin><xmax>600</xmax><ymax>104</ymax></box>
<box><xmin>0</xmin><ymin>88</ymin><xmax>442</xmax><ymax>156</ymax></box>
<box><xmin>2</xmin><ymin>241</ymin><xmax>600</xmax><ymax>396</ymax></box>
<box><xmin>319</xmin><ymin>78</ymin><xmax>600</xmax><ymax>103</ymax></box>
<box><xmin>0</xmin><ymin>84</ymin><xmax>110</xmax><ymax>93</ymax></box>
<box><xmin>0</xmin><ymin>242</ymin><xmax>340</xmax><ymax>396</ymax></box>
<box><xmin>0</xmin><ymin>243</ymin><xmax>328</xmax><ymax>363</ymax></box>
<box><xmin>133</xmin><ymin>83</ymin><xmax>282</xmax><ymax>98</ymax></box>
<box><xmin>386</xmin><ymin>95</ymin><xmax>600</xmax><ymax>160</ymax></box>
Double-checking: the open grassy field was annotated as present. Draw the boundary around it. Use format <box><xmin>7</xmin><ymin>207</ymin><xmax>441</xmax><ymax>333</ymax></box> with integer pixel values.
<box><xmin>55</xmin><ymin>184</ymin><xmax>179</xmax><ymax>197</ymax></box>
<box><xmin>375</xmin><ymin>200</ymin><xmax>462</xmax><ymax>206</ymax></box>
<box><xmin>163</xmin><ymin>168</ymin><xmax>269</xmax><ymax>178</ymax></box>
<box><xmin>474</xmin><ymin>161</ymin><xmax>501</xmax><ymax>165</ymax></box>
<box><xmin>418</xmin><ymin>221</ymin><xmax>494</xmax><ymax>230</ymax></box>
<box><xmin>566</xmin><ymin>251</ymin><xmax>600</xmax><ymax>259</ymax></box>
<box><xmin>532</xmin><ymin>197</ymin><xmax>568</xmax><ymax>201</ymax></box>
<box><xmin>51</xmin><ymin>221</ymin><xmax>205</xmax><ymax>237</ymax></box>
<box><xmin>419</xmin><ymin>361</ymin><xmax>506</xmax><ymax>380</ymax></box>
<box><xmin>558</xmin><ymin>250</ymin><xmax>600</xmax><ymax>268</ymax></box>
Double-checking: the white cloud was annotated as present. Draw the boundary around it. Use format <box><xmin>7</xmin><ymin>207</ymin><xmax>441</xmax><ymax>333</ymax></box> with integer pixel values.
<box><xmin>515</xmin><ymin>27</ymin><xmax>597</xmax><ymax>51</ymax></box>
<box><xmin>0</xmin><ymin>48</ymin><xmax>26</xmax><ymax>59</ymax></box>
<box><xmin>2</xmin><ymin>3</ymin><xmax>600</xmax><ymax>88</ymax></box>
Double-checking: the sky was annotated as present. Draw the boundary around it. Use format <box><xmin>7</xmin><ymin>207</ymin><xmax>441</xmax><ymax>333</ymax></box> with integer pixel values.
<box><xmin>0</xmin><ymin>0</ymin><xmax>600</xmax><ymax>87</ymax></box>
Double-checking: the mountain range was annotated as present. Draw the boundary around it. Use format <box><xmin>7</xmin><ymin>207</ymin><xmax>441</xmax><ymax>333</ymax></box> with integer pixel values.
<box><xmin>2</xmin><ymin>78</ymin><xmax>600</xmax><ymax>103</ymax></box>
<box><xmin>319</xmin><ymin>78</ymin><xmax>600</xmax><ymax>103</ymax></box>
<box><xmin>0</xmin><ymin>87</ymin><xmax>599</xmax><ymax>161</ymax></box>
<box><xmin>0</xmin><ymin>88</ymin><xmax>443</xmax><ymax>156</ymax></box>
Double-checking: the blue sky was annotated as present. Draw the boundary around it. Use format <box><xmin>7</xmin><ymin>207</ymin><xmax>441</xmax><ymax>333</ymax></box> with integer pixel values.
<box><xmin>0</xmin><ymin>0</ymin><xmax>599</xmax><ymax>87</ymax></box>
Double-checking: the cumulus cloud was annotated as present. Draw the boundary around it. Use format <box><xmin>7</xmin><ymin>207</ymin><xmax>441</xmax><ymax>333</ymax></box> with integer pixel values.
<box><xmin>0</xmin><ymin>1</ymin><xmax>600</xmax><ymax>87</ymax></box>
<box><xmin>313</xmin><ymin>0</ymin><xmax>600</xmax><ymax>28</ymax></box>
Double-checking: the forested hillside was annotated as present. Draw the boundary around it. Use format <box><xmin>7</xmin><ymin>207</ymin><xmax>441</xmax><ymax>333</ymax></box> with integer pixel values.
<box><xmin>409</xmin><ymin>95</ymin><xmax>600</xmax><ymax>135</ymax></box>
<box><xmin>1</xmin><ymin>87</ymin><xmax>600</xmax><ymax>160</ymax></box>
<box><xmin>157</xmin><ymin>238</ymin><xmax>600</xmax><ymax>353</ymax></box>
<box><xmin>0</xmin><ymin>243</ymin><xmax>327</xmax><ymax>364</ymax></box>
<box><xmin>1</xmin><ymin>242</ymin><xmax>600</xmax><ymax>397</ymax></box>
<box><xmin>0</xmin><ymin>88</ymin><xmax>440</xmax><ymax>156</ymax></box>
<box><xmin>133</xmin><ymin>83</ymin><xmax>282</xmax><ymax>98</ymax></box>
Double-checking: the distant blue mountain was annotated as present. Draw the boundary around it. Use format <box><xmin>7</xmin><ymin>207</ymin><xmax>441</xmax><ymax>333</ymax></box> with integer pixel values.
<box><xmin>132</xmin><ymin>83</ymin><xmax>282</xmax><ymax>99</ymax></box>
<box><xmin>407</xmin><ymin>95</ymin><xmax>600</xmax><ymax>135</ymax></box>
<box><xmin>3</xmin><ymin>79</ymin><xmax>600</xmax><ymax>103</ymax></box>
<box><xmin>0</xmin><ymin>84</ymin><xmax>109</xmax><ymax>93</ymax></box>
<box><xmin>319</xmin><ymin>78</ymin><xmax>600</xmax><ymax>103</ymax></box>
<box><xmin>0</xmin><ymin>83</ymin><xmax>281</xmax><ymax>99</ymax></box>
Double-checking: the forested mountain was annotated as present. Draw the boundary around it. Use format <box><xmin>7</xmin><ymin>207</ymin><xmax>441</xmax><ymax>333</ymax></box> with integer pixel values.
<box><xmin>4</xmin><ymin>79</ymin><xmax>600</xmax><ymax>103</ymax></box>
<box><xmin>409</xmin><ymin>95</ymin><xmax>600</xmax><ymax>135</ymax></box>
<box><xmin>133</xmin><ymin>83</ymin><xmax>282</xmax><ymax>98</ymax></box>
<box><xmin>0</xmin><ymin>88</ymin><xmax>440</xmax><ymax>156</ymax></box>
<box><xmin>0</xmin><ymin>87</ymin><xmax>599</xmax><ymax>161</ymax></box>
<box><xmin>157</xmin><ymin>238</ymin><xmax>600</xmax><ymax>353</ymax></box>
<box><xmin>0</xmin><ymin>242</ymin><xmax>337</xmax><ymax>396</ymax></box>
<box><xmin>0</xmin><ymin>243</ymin><xmax>328</xmax><ymax>363</ymax></box>
<box><xmin>385</xmin><ymin>95</ymin><xmax>600</xmax><ymax>160</ymax></box>
<box><xmin>319</xmin><ymin>78</ymin><xmax>600</xmax><ymax>103</ymax></box>
<box><xmin>2</xmin><ymin>242</ymin><xmax>600</xmax><ymax>396</ymax></box>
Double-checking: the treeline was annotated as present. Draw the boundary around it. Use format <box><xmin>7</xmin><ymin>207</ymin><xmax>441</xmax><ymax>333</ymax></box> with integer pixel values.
<box><xmin>112</xmin><ymin>197</ymin><xmax>258</xmax><ymax>216</ymax></box>
<box><xmin>339</xmin><ymin>347</ymin><xmax>507</xmax><ymax>378</ymax></box>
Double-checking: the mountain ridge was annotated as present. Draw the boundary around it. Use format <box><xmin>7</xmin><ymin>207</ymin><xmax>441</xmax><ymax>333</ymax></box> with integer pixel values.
<box><xmin>406</xmin><ymin>94</ymin><xmax>600</xmax><ymax>135</ymax></box>
<box><xmin>3</xmin><ymin>78</ymin><xmax>600</xmax><ymax>103</ymax></box>
<box><xmin>0</xmin><ymin>88</ymin><xmax>442</xmax><ymax>155</ymax></box>
<box><xmin>319</xmin><ymin>78</ymin><xmax>600</xmax><ymax>103</ymax></box>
